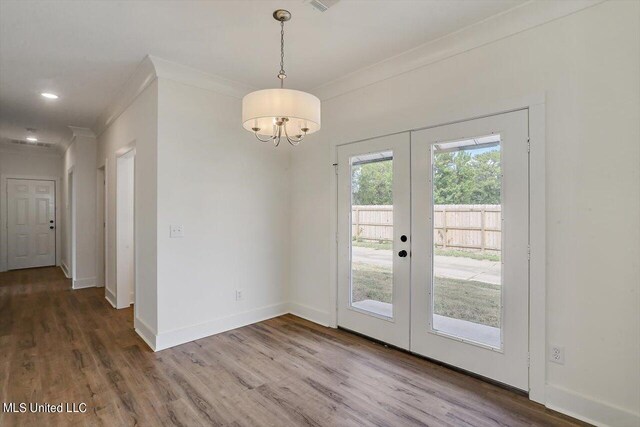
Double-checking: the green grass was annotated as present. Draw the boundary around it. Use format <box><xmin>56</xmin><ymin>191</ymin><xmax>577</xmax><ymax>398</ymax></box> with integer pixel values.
<box><xmin>352</xmin><ymin>240</ymin><xmax>501</xmax><ymax>262</ymax></box>
<box><xmin>351</xmin><ymin>263</ymin><xmax>394</xmax><ymax>302</ymax></box>
<box><xmin>351</xmin><ymin>263</ymin><xmax>500</xmax><ymax>327</ymax></box>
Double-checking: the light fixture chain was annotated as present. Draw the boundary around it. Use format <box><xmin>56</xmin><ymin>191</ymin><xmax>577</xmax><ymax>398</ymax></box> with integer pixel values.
<box><xmin>279</xmin><ymin>21</ymin><xmax>286</xmax><ymax>88</ymax></box>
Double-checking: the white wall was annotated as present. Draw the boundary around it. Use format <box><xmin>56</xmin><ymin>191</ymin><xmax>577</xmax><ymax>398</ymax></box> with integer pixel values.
<box><xmin>0</xmin><ymin>143</ymin><xmax>62</xmax><ymax>177</ymax></box>
<box><xmin>154</xmin><ymin>77</ymin><xmax>290</xmax><ymax>349</ymax></box>
<box><xmin>0</xmin><ymin>143</ymin><xmax>62</xmax><ymax>272</ymax></box>
<box><xmin>289</xmin><ymin>1</ymin><xmax>639</xmax><ymax>425</ymax></box>
<box><xmin>61</xmin><ymin>130</ymin><xmax>97</xmax><ymax>288</ymax></box>
<box><xmin>96</xmin><ymin>79</ymin><xmax>158</xmax><ymax>338</ymax></box>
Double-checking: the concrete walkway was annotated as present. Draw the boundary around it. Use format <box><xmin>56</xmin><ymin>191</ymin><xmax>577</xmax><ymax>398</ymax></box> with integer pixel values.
<box><xmin>352</xmin><ymin>300</ymin><xmax>500</xmax><ymax>348</ymax></box>
<box><xmin>352</xmin><ymin>246</ymin><xmax>501</xmax><ymax>285</ymax></box>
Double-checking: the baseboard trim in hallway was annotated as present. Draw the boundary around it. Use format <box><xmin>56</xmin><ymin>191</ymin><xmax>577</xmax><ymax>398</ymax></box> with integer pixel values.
<box><xmin>60</xmin><ymin>261</ymin><xmax>71</xmax><ymax>278</ymax></box>
<box><xmin>73</xmin><ymin>276</ymin><xmax>97</xmax><ymax>289</ymax></box>
<box><xmin>134</xmin><ymin>316</ymin><xmax>157</xmax><ymax>350</ymax></box>
<box><xmin>105</xmin><ymin>287</ymin><xmax>116</xmax><ymax>307</ymax></box>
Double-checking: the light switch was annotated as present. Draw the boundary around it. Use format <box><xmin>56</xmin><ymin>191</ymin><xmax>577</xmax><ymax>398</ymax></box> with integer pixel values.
<box><xmin>170</xmin><ymin>224</ymin><xmax>184</xmax><ymax>238</ymax></box>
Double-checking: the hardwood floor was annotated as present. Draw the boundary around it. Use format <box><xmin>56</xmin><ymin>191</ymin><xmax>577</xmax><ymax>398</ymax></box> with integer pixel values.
<box><xmin>0</xmin><ymin>267</ymin><xmax>586</xmax><ymax>427</ymax></box>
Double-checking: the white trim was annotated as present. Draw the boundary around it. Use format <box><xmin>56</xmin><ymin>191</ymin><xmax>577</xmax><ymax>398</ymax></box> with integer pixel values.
<box><xmin>95</xmin><ymin>165</ymin><xmax>106</xmax><ymax>288</ymax></box>
<box><xmin>134</xmin><ymin>316</ymin><xmax>157</xmax><ymax>351</ymax></box>
<box><xmin>102</xmin><ymin>158</ymin><xmax>112</xmax><ymax>301</ymax></box>
<box><xmin>93</xmin><ymin>55</ymin><xmax>253</xmax><ymax>137</ymax></box>
<box><xmin>288</xmin><ymin>302</ymin><xmax>332</xmax><ymax>327</ymax></box>
<box><xmin>93</xmin><ymin>56</ymin><xmax>157</xmax><ymax>137</ymax></box>
<box><xmin>67</xmin><ymin>167</ymin><xmax>76</xmax><ymax>281</ymax></box>
<box><xmin>329</xmin><ymin>145</ymin><xmax>339</xmax><ymax>328</ymax></box>
<box><xmin>73</xmin><ymin>277</ymin><xmax>96</xmax><ymax>289</ymax></box>
<box><xmin>528</xmin><ymin>102</ymin><xmax>546</xmax><ymax>404</ymax></box>
<box><xmin>115</xmin><ymin>145</ymin><xmax>136</xmax><ymax>311</ymax></box>
<box><xmin>60</xmin><ymin>261</ymin><xmax>71</xmax><ymax>278</ymax></box>
<box><xmin>154</xmin><ymin>302</ymin><xmax>288</xmax><ymax>351</ymax></box>
<box><xmin>151</xmin><ymin>56</ymin><xmax>253</xmax><ymax>99</ymax></box>
<box><xmin>313</xmin><ymin>1</ymin><xmax>604</xmax><ymax>100</ymax></box>
<box><xmin>546</xmin><ymin>385</ymin><xmax>640</xmax><ymax>427</ymax></box>
<box><xmin>0</xmin><ymin>142</ymin><xmax>62</xmax><ymax>158</ymax></box>
<box><xmin>105</xmin><ymin>288</ymin><xmax>116</xmax><ymax>308</ymax></box>
<box><xmin>0</xmin><ymin>174</ymin><xmax>61</xmax><ymax>272</ymax></box>
<box><xmin>68</xmin><ymin>126</ymin><xmax>96</xmax><ymax>139</ymax></box>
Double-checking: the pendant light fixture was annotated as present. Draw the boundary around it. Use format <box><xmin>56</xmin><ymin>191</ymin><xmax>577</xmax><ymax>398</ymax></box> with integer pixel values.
<box><xmin>242</xmin><ymin>9</ymin><xmax>321</xmax><ymax>146</ymax></box>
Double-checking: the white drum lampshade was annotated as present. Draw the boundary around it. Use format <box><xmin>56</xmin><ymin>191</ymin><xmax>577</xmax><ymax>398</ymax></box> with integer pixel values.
<box><xmin>242</xmin><ymin>88</ymin><xmax>321</xmax><ymax>137</ymax></box>
<box><xmin>242</xmin><ymin>9</ymin><xmax>321</xmax><ymax>147</ymax></box>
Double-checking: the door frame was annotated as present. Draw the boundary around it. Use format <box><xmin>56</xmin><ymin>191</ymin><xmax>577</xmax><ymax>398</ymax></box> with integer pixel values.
<box><xmin>0</xmin><ymin>174</ymin><xmax>61</xmax><ymax>273</ymax></box>
<box><xmin>96</xmin><ymin>165</ymin><xmax>106</xmax><ymax>288</ymax></box>
<box><xmin>330</xmin><ymin>95</ymin><xmax>546</xmax><ymax>404</ymax></box>
<box><xmin>115</xmin><ymin>146</ymin><xmax>136</xmax><ymax>311</ymax></box>
<box><xmin>66</xmin><ymin>167</ymin><xmax>76</xmax><ymax>281</ymax></box>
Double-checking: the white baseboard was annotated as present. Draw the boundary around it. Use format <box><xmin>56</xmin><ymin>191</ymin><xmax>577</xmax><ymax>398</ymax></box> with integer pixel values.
<box><xmin>105</xmin><ymin>288</ymin><xmax>116</xmax><ymax>308</ymax></box>
<box><xmin>73</xmin><ymin>276</ymin><xmax>96</xmax><ymax>289</ymax></box>
<box><xmin>60</xmin><ymin>261</ymin><xmax>71</xmax><ymax>278</ymax></box>
<box><xmin>546</xmin><ymin>384</ymin><xmax>640</xmax><ymax>427</ymax></box>
<box><xmin>154</xmin><ymin>302</ymin><xmax>289</xmax><ymax>351</ymax></box>
<box><xmin>288</xmin><ymin>302</ymin><xmax>332</xmax><ymax>327</ymax></box>
<box><xmin>134</xmin><ymin>316</ymin><xmax>157</xmax><ymax>351</ymax></box>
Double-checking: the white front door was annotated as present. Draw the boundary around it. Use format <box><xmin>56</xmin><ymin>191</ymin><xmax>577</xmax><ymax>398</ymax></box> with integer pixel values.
<box><xmin>410</xmin><ymin>110</ymin><xmax>529</xmax><ymax>390</ymax></box>
<box><xmin>336</xmin><ymin>110</ymin><xmax>530</xmax><ymax>391</ymax></box>
<box><xmin>7</xmin><ymin>179</ymin><xmax>56</xmax><ymax>270</ymax></box>
<box><xmin>337</xmin><ymin>133</ymin><xmax>411</xmax><ymax>349</ymax></box>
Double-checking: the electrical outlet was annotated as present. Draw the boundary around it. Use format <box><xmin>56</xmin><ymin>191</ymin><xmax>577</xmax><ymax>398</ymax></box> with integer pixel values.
<box><xmin>235</xmin><ymin>289</ymin><xmax>244</xmax><ymax>301</ymax></box>
<box><xmin>549</xmin><ymin>345</ymin><xmax>565</xmax><ymax>364</ymax></box>
<box><xmin>170</xmin><ymin>224</ymin><xmax>184</xmax><ymax>238</ymax></box>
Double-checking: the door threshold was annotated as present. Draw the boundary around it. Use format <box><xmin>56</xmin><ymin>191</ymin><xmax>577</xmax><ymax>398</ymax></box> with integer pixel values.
<box><xmin>338</xmin><ymin>326</ymin><xmax>528</xmax><ymax>397</ymax></box>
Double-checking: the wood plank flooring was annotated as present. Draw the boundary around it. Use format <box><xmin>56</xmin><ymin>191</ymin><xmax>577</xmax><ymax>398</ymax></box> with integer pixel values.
<box><xmin>0</xmin><ymin>267</ymin><xmax>587</xmax><ymax>426</ymax></box>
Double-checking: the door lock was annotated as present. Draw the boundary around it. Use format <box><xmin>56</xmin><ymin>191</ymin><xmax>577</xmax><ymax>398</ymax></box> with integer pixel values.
<box><xmin>398</xmin><ymin>250</ymin><xmax>408</xmax><ymax>257</ymax></box>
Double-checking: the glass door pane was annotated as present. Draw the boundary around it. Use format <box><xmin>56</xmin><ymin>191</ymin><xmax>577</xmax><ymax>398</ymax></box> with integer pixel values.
<box><xmin>350</xmin><ymin>150</ymin><xmax>394</xmax><ymax>318</ymax></box>
<box><xmin>431</xmin><ymin>135</ymin><xmax>502</xmax><ymax>348</ymax></box>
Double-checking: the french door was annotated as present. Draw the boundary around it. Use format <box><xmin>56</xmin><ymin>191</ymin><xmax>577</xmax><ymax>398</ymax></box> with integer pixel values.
<box><xmin>337</xmin><ymin>133</ymin><xmax>411</xmax><ymax>348</ymax></box>
<box><xmin>337</xmin><ymin>110</ymin><xmax>530</xmax><ymax>390</ymax></box>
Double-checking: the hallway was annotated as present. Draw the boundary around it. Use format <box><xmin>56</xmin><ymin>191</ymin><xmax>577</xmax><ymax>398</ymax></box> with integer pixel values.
<box><xmin>0</xmin><ymin>267</ymin><xmax>585</xmax><ymax>426</ymax></box>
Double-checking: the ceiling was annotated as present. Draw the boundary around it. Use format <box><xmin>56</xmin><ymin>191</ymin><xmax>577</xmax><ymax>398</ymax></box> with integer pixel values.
<box><xmin>0</xmin><ymin>0</ymin><xmax>526</xmax><ymax>149</ymax></box>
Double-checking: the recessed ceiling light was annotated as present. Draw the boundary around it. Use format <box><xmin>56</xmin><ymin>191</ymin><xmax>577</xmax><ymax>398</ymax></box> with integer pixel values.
<box><xmin>41</xmin><ymin>92</ymin><xmax>59</xmax><ymax>99</ymax></box>
<box><xmin>26</xmin><ymin>136</ymin><xmax>38</xmax><ymax>142</ymax></box>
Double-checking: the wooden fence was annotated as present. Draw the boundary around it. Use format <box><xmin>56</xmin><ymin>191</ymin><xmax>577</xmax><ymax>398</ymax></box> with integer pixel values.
<box><xmin>352</xmin><ymin>204</ymin><xmax>501</xmax><ymax>252</ymax></box>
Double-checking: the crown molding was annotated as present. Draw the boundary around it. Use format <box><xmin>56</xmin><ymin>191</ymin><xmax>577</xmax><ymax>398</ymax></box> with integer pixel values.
<box><xmin>312</xmin><ymin>0</ymin><xmax>605</xmax><ymax>101</ymax></box>
<box><xmin>0</xmin><ymin>140</ymin><xmax>62</xmax><ymax>158</ymax></box>
<box><xmin>151</xmin><ymin>56</ymin><xmax>254</xmax><ymax>99</ymax></box>
<box><xmin>93</xmin><ymin>56</ymin><xmax>157</xmax><ymax>138</ymax></box>
<box><xmin>93</xmin><ymin>55</ymin><xmax>255</xmax><ymax>138</ymax></box>
<box><xmin>68</xmin><ymin>126</ymin><xmax>96</xmax><ymax>139</ymax></box>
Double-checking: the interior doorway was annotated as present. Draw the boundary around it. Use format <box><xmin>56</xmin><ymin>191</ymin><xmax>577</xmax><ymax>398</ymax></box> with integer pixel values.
<box><xmin>116</xmin><ymin>149</ymin><xmax>135</xmax><ymax>309</ymax></box>
<box><xmin>337</xmin><ymin>110</ymin><xmax>530</xmax><ymax>391</ymax></box>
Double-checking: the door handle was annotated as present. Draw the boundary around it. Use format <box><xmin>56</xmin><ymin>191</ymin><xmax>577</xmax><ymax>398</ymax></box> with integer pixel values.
<box><xmin>49</xmin><ymin>226</ymin><xmax>54</xmax><ymax>229</ymax></box>
<box><xmin>398</xmin><ymin>250</ymin><xmax>408</xmax><ymax>258</ymax></box>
